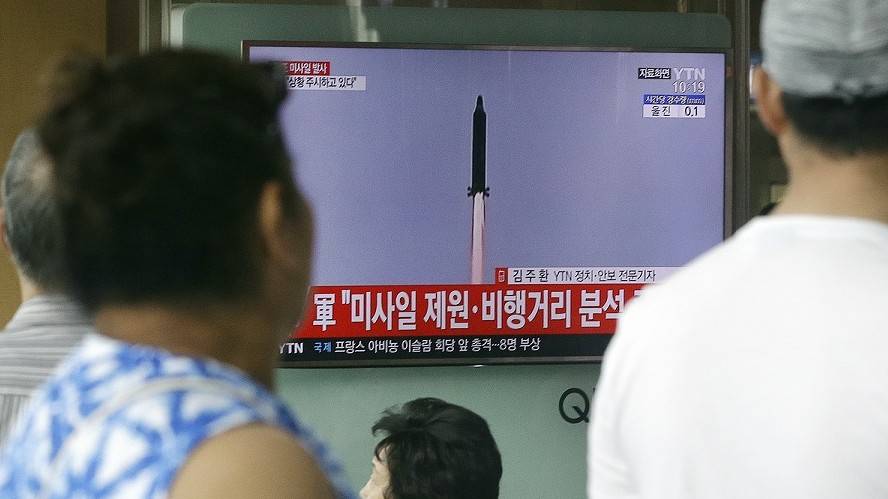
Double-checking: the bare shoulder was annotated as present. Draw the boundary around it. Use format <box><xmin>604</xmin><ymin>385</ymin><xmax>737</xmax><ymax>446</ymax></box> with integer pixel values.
<box><xmin>170</xmin><ymin>423</ymin><xmax>337</xmax><ymax>499</ymax></box>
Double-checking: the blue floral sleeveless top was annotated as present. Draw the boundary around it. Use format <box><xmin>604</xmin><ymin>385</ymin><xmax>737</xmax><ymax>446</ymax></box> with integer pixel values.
<box><xmin>0</xmin><ymin>334</ymin><xmax>355</xmax><ymax>498</ymax></box>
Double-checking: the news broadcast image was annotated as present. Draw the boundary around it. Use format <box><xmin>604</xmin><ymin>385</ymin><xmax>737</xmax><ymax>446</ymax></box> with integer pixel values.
<box><xmin>246</xmin><ymin>44</ymin><xmax>726</xmax><ymax>364</ymax></box>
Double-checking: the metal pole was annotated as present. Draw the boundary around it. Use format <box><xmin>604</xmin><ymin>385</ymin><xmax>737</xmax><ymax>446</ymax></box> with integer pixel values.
<box><xmin>139</xmin><ymin>0</ymin><xmax>171</xmax><ymax>53</ymax></box>
<box><xmin>732</xmin><ymin>0</ymin><xmax>751</xmax><ymax>230</ymax></box>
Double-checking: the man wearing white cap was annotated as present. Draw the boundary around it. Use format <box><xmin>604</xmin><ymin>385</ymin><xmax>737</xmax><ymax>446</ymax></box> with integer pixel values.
<box><xmin>588</xmin><ymin>1</ymin><xmax>888</xmax><ymax>498</ymax></box>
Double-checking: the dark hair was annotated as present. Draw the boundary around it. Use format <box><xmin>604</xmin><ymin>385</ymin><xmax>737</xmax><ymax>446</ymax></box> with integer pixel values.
<box><xmin>37</xmin><ymin>50</ymin><xmax>301</xmax><ymax>311</ymax></box>
<box><xmin>2</xmin><ymin>130</ymin><xmax>65</xmax><ymax>290</ymax></box>
<box><xmin>372</xmin><ymin>397</ymin><xmax>502</xmax><ymax>499</ymax></box>
<box><xmin>781</xmin><ymin>91</ymin><xmax>888</xmax><ymax>156</ymax></box>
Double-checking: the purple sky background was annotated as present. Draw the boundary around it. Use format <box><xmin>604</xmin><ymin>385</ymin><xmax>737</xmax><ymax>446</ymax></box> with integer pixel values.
<box><xmin>249</xmin><ymin>46</ymin><xmax>726</xmax><ymax>285</ymax></box>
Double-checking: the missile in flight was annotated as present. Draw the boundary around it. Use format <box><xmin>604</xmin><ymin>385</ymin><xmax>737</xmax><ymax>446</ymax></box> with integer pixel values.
<box><xmin>469</xmin><ymin>95</ymin><xmax>489</xmax><ymax>284</ymax></box>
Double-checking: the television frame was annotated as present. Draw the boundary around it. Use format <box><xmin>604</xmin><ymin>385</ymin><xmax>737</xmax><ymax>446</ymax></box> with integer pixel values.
<box><xmin>244</xmin><ymin>40</ymin><xmax>734</xmax><ymax>367</ymax></box>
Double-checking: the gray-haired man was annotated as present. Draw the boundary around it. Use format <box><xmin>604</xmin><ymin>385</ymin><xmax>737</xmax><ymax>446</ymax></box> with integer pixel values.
<box><xmin>590</xmin><ymin>1</ymin><xmax>888</xmax><ymax>498</ymax></box>
<box><xmin>0</xmin><ymin>130</ymin><xmax>93</xmax><ymax>444</ymax></box>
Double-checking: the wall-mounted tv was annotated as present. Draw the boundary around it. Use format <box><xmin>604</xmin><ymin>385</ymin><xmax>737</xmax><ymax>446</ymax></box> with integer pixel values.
<box><xmin>244</xmin><ymin>41</ymin><xmax>729</xmax><ymax>366</ymax></box>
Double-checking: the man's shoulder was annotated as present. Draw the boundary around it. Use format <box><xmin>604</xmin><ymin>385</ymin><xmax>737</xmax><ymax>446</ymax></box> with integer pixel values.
<box><xmin>609</xmin><ymin>215</ymin><xmax>888</xmax><ymax>358</ymax></box>
<box><xmin>633</xmin><ymin>236</ymin><xmax>748</xmax><ymax>311</ymax></box>
<box><xmin>0</xmin><ymin>295</ymin><xmax>92</xmax><ymax>343</ymax></box>
<box><xmin>0</xmin><ymin>318</ymin><xmax>92</xmax><ymax>370</ymax></box>
<box><xmin>0</xmin><ymin>298</ymin><xmax>94</xmax><ymax>396</ymax></box>
<box><xmin>604</xmin><ymin>230</ymin><xmax>759</xmax><ymax>361</ymax></box>
<box><xmin>0</xmin><ymin>295</ymin><xmax>93</xmax><ymax>338</ymax></box>
<box><xmin>0</xmin><ymin>323</ymin><xmax>93</xmax><ymax>345</ymax></box>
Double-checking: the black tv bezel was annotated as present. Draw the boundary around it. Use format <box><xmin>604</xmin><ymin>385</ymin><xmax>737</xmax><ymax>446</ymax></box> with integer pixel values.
<box><xmin>243</xmin><ymin>40</ymin><xmax>733</xmax><ymax>368</ymax></box>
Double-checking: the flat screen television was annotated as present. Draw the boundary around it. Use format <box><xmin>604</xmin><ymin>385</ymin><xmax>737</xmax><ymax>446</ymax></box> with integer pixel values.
<box><xmin>244</xmin><ymin>41</ymin><xmax>729</xmax><ymax>366</ymax></box>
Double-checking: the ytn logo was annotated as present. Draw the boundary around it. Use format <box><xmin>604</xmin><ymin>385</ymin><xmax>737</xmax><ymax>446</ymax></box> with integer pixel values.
<box><xmin>673</xmin><ymin>67</ymin><xmax>706</xmax><ymax>80</ymax></box>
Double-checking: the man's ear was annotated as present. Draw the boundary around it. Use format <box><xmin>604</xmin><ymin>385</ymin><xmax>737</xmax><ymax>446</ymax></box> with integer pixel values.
<box><xmin>0</xmin><ymin>207</ymin><xmax>11</xmax><ymax>255</ymax></box>
<box><xmin>753</xmin><ymin>67</ymin><xmax>789</xmax><ymax>136</ymax></box>
<box><xmin>256</xmin><ymin>181</ymin><xmax>314</xmax><ymax>328</ymax></box>
<box><xmin>258</xmin><ymin>182</ymin><xmax>291</xmax><ymax>267</ymax></box>
<box><xmin>256</xmin><ymin>182</ymin><xmax>311</xmax><ymax>271</ymax></box>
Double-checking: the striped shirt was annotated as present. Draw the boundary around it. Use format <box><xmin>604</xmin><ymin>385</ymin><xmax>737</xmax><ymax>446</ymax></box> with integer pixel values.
<box><xmin>0</xmin><ymin>294</ymin><xmax>92</xmax><ymax>444</ymax></box>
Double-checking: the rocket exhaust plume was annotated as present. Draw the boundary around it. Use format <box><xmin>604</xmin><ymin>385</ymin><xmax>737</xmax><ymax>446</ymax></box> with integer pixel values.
<box><xmin>469</xmin><ymin>95</ymin><xmax>488</xmax><ymax>284</ymax></box>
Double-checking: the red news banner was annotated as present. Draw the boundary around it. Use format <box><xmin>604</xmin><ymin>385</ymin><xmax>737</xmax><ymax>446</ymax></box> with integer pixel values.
<box><xmin>294</xmin><ymin>283</ymin><xmax>645</xmax><ymax>339</ymax></box>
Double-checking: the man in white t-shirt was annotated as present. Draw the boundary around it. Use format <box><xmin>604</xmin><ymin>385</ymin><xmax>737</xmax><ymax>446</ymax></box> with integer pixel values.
<box><xmin>588</xmin><ymin>1</ymin><xmax>888</xmax><ymax>498</ymax></box>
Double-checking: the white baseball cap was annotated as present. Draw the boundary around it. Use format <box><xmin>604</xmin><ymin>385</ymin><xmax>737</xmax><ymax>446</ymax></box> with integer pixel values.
<box><xmin>761</xmin><ymin>0</ymin><xmax>888</xmax><ymax>99</ymax></box>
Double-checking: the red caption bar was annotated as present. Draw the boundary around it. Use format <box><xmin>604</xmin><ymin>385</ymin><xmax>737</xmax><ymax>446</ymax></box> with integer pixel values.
<box><xmin>283</xmin><ymin>61</ymin><xmax>331</xmax><ymax>76</ymax></box>
<box><xmin>294</xmin><ymin>283</ymin><xmax>644</xmax><ymax>339</ymax></box>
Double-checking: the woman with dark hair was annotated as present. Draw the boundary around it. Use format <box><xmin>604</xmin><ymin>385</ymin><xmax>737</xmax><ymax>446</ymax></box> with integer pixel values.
<box><xmin>0</xmin><ymin>50</ymin><xmax>353</xmax><ymax>498</ymax></box>
<box><xmin>361</xmin><ymin>398</ymin><xmax>502</xmax><ymax>499</ymax></box>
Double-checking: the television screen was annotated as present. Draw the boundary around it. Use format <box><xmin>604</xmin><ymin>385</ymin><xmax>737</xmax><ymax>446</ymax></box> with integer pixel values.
<box><xmin>244</xmin><ymin>42</ymin><xmax>728</xmax><ymax>366</ymax></box>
